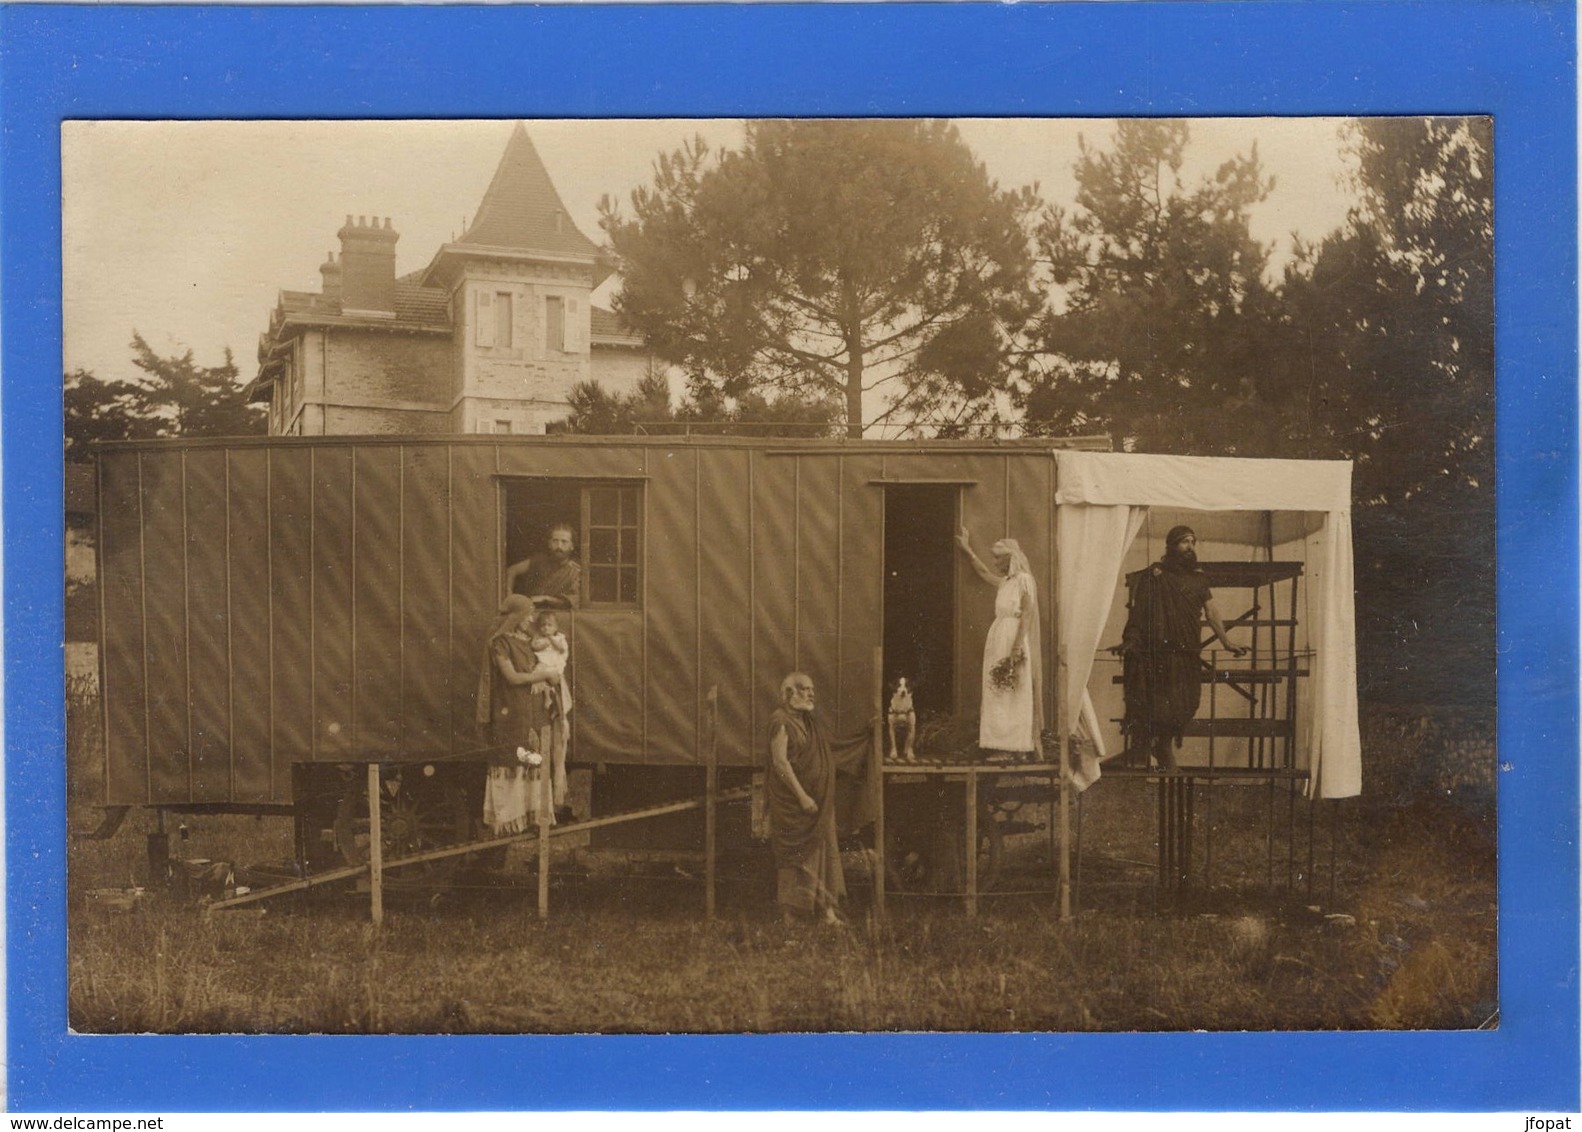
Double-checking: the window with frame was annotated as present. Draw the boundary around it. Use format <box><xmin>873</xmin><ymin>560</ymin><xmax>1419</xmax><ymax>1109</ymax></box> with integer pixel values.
<box><xmin>584</xmin><ymin>485</ymin><xmax>640</xmax><ymax>605</ymax></box>
<box><xmin>494</xmin><ymin>292</ymin><xmax>513</xmax><ymax>348</ymax></box>
<box><xmin>502</xmin><ymin>479</ymin><xmax>642</xmax><ymax>608</ymax></box>
<box><xmin>545</xmin><ymin>295</ymin><xmax>565</xmax><ymax>353</ymax></box>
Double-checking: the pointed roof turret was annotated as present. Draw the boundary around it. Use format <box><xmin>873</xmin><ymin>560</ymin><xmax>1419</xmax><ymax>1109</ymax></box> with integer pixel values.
<box><xmin>421</xmin><ymin>123</ymin><xmax>607</xmax><ymax>288</ymax></box>
<box><xmin>456</xmin><ymin>122</ymin><xmax>601</xmax><ymax>257</ymax></box>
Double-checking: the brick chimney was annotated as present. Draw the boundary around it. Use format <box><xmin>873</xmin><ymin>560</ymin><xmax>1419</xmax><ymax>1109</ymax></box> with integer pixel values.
<box><xmin>319</xmin><ymin>251</ymin><xmax>341</xmax><ymax>302</ymax></box>
<box><xmin>337</xmin><ymin>215</ymin><xmax>398</xmax><ymax>314</ymax></box>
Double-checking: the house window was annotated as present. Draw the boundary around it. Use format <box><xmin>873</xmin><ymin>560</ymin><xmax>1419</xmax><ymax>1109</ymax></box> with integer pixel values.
<box><xmin>475</xmin><ymin>291</ymin><xmax>515</xmax><ymax>348</ymax></box>
<box><xmin>502</xmin><ymin>479</ymin><xmax>642</xmax><ymax>608</ymax></box>
<box><xmin>545</xmin><ymin>295</ymin><xmax>565</xmax><ymax>353</ymax></box>
<box><xmin>495</xmin><ymin>292</ymin><xmax>513</xmax><ymax>348</ymax></box>
<box><xmin>494</xmin><ymin>419</ymin><xmax>513</xmax><ymax>435</ymax></box>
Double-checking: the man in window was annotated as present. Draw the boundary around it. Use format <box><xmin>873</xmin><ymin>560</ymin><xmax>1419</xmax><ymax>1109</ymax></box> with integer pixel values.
<box><xmin>504</xmin><ymin>522</ymin><xmax>581</xmax><ymax>610</ymax></box>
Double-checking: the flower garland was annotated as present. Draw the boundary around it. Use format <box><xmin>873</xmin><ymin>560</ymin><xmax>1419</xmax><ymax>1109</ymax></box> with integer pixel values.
<box><xmin>989</xmin><ymin>647</ymin><xmax>1025</xmax><ymax>692</ymax></box>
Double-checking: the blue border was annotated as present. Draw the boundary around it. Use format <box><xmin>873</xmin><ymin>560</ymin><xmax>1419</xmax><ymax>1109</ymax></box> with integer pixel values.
<box><xmin>4</xmin><ymin>1</ymin><xmax>1575</xmax><ymax>1112</ymax></box>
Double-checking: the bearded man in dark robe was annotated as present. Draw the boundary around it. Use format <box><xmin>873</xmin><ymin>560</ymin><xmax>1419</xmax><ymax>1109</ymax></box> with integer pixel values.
<box><xmin>1116</xmin><ymin>526</ymin><xmax>1245</xmax><ymax>770</ymax></box>
<box><xmin>766</xmin><ymin>672</ymin><xmax>871</xmax><ymax>924</ymax></box>
<box><xmin>504</xmin><ymin>522</ymin><xmax>581</xmax><ymax>610</ymax></box>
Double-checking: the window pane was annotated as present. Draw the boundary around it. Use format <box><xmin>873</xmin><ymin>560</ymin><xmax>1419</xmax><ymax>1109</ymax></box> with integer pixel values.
<box><xmin>619</xmin><ymin>487</ymin><xmax>637</xmax><ymax>524</ymax></box>
<box><xmin>589</xmin><ymin>527</ymin><xmax>617</xmax><ymax>566</ymax></box>
<box><xmin>589</xmin><ymin>488</ymin><xmax>618</xmax><ymax>525</ymax></box>
<box><xmin>619</xmin><ymin>568</ymin><xmax>638</xmax><ymax>605</ymax></box>
<box><xmin>589</xmin><ymin>567</ymin><xmax>617</xmax><ymax>604</ymax></box>
<box><xmin>619</xmin><ymin>528</ymin><xmax>637</xmax><ymax>565</ymax></box>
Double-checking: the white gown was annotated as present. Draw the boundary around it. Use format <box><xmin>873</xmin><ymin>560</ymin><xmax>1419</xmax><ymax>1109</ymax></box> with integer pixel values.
<box><xmin>979</xmin><ymin>572</ymin><xmax>1037</xmax><ymax>752</ymax></box>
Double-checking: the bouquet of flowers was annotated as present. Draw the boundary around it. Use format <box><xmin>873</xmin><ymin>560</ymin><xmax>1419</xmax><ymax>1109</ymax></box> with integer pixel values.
<box><xmin>989</xmin><ymin>647</ymin><xmax>1025</xmax><ymax>692</ymax></box>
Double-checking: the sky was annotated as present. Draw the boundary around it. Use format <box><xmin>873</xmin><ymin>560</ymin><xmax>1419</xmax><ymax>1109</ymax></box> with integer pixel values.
<box><xmin>61</xmin><ymin>117</ymin><xmax>1358</xmax><ymax>382</ymax></box>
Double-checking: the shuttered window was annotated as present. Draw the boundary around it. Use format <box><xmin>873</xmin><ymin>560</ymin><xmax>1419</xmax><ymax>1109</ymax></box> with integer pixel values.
<box><xmin>475</xmin><ymin>290</ymin><xmax>494</xmax><ymax>347</ymax></box>
<box><xmin>545</xmin><ymin>295</ymin><xmax>565</xmax><ymax>353</ymax></box>
<box><xmin>495</xmin><ymin>292</ymin><xmax>513</xmax><ymax>348</ymax></box>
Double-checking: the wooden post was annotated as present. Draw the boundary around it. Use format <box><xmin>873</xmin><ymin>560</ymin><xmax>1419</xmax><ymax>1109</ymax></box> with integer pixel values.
<box><xmin>705</xmin><ymin>685</ymin><xmax>719</xmax><ymax>921</ymax></box>
<box><xmin>1058</xmin><ymin>673</ymin><xmax>1071</xmax><ymax>921</ymax></box>
<box><xmin>536</xmin><ymin>768</ymin><xmax>551</xmax><ymax>920</ymax></box>
<box><xmin>1051</xmin><ymin>494</ymin><xmax>1072</xmax><ymax>921</ymax></box>
<box><xmin>366</xmin><ymin>763</ymin><xmax>383</xmax><ymax>926</ymax></box>
<box><xmin>871</xmin><ymin>645</ymin><xmax>886</xmax><ymax>918</ymax></box>
<box><xmin>964</xmin><ymin>769</ymin><xmax>978</xmax><ymax>918</ymax></box>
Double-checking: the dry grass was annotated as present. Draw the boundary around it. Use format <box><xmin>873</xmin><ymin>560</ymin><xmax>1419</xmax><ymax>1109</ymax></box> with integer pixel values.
<box><xmin>67</xmin><ymin>676</ymin><xmax>1497</xmax><ymax>1035</ymax></box>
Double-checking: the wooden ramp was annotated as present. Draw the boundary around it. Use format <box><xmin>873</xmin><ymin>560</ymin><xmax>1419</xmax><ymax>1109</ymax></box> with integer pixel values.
<box><xmin>209</xmin><ymin>786</ymin><xmax>751</xmax><ymax>918</ymax></box>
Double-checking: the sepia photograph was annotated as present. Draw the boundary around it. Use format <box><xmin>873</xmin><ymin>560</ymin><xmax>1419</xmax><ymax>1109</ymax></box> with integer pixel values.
<box><xmin>62</xmin><ymin>114</ymin><xmax>1496</xmax><ymax>1037</ymax></box>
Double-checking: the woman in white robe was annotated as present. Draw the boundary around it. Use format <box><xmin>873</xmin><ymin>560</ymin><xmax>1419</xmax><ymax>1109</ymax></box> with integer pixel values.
<box><xmin>956</xmin><ymin>530</ymin><xmax>1044</xmax><ymax>756</ymax></box>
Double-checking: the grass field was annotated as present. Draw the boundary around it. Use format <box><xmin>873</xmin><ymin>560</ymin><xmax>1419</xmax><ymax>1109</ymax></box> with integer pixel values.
<box><xmin>67</xmin><ymin>677</ymin><xmax>1496</xmax><ymax>1034</ymax></box>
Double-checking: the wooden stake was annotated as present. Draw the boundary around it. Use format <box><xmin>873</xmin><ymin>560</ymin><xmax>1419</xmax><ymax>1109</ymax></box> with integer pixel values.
<box><xmin>871</xmin><ymin>645</ymin><xmax>885</xmax><ymax>918</ymax></box>
<box><xmin>1058</xmin><ymin>664</ymin><xmax>1072</xmax><ymax>921</ymax></box>
<box><xmin>366</xmin><ymin>763</ymin><xmax>383</xmax><ymax>926</ymax></box>
<box><xmin>705</xmin><ymin>685</ymin><xmax>719</xmax><ymax>921</ymax></box>
<box><xmin>965</xmin><ymin>769</ymin><xmax>978</xmax><ymax>918</ymax></box>
<box><xmin>537</xmin><ymin>767</ymin><xmax>551</xmax><ymax>919</ymax></box>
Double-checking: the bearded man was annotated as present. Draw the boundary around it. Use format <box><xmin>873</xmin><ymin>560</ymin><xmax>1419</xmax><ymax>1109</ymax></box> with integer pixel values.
<box><xmin>766</xmin><ymin>672</ymin><xmax>871</xmax><ymax>925</ymax></box>
<box><xmin>504</xmin><ymin>522</ymin><xmax>581</xmax><ymax>610</ymax></box>
<box><xmin>1116</xmin><ymin>526</ymin><xmax>1245</xmax><ymax>771</ymax></box>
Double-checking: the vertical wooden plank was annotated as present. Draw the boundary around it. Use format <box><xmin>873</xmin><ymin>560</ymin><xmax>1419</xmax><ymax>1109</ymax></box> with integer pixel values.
<box><xmin>99</xmin><ymin>452</ymin><xmax>150</xmax><ymax>804</ymax></box>
<box><xmin>222</xmin><ymin>447</ymin><xmax>283</xmax><ymax>801</ymax></box>
<box><xmin>367</xmin><ymin>762</ymin><xmax>383</xmax><ymax>926</ymax></box>
<box><xmin>1054</xmin><ymin>475</ymin><xmax>1072</xmax><ymax>920</ymax></box>
<box><xmin>705</xmin><ymin>685</ymin><xmax>718</xmax><ymax>920</ymax></box>
<box><xmin>142</xmin><ymin>451</ymin><xmax>190</xmax><ymax>803</ymax></box>
<box><xmin>312</xmin><ymin>447</ymin><xmax>355</xmax><ymax>759</ymax></box>
<box><xmin>871</xmin><ymin>645</ymin><xmax>885</xmax><ymax>918</ymax></box>
<box><xmin>537</xmin><ymin>780</ymin><xmax>552</xmax><ymax>920</ymax></box>
<box><xmin>269</xmin><ymin>450</ymin><xmax>314</xmax><ymax>774</ymax></box>
<box><xmin>184</xmin><ymin>449</ymin><xmax>232</xmax><ymax>802</ymax></box>
<box><xmin>965</xmin><ymin>769</ymin><xmax>978</xmax><ymax>917</ymax></box>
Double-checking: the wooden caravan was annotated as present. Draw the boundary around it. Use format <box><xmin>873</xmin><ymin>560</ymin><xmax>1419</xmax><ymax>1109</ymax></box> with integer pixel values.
<box><xmin>90</xmin><ymin>435</ymin><xmax>1362</xmax><ymax>912</ymax></box>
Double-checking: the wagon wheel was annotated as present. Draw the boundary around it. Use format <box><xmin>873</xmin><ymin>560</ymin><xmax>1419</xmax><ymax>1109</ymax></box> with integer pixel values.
<box><xmin>334</xmin><ymin>767</ymin><xmax>472</xmax><ymax>889</ymax></box>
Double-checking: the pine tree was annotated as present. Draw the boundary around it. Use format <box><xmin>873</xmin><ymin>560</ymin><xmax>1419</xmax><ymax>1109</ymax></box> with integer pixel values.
<box><xmin>601</xmin><ymin>120</ymin><xmax>1040</xmax><ymax>438</ymax></box>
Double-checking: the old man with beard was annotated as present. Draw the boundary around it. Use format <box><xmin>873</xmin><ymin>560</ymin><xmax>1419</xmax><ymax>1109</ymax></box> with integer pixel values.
<box><xmin>765</xmin><ymin>672</ymin><xmax>871</xmax><ymax>925</ymax></box>
<box><xmin>1115</xmin><ymin>526</ymin><xmax>1245</xmax><ymax>771</ymax></box>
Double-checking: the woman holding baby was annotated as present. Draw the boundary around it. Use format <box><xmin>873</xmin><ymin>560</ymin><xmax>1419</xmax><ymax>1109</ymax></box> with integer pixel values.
<box><xmin>476</xmin><ymin>593</ymin><xmax>573</xmax><ymax>831</ymax></box>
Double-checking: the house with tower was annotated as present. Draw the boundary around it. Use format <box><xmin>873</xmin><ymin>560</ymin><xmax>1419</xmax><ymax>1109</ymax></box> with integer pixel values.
<box><xmin>246</xmin><ymin>123</ymin><xmax>652</xmax><ymax>436</ymax></box>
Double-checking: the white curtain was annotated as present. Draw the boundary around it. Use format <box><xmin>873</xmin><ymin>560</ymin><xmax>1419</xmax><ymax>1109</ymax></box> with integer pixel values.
<box><xmin>1056</xmin><ymin>502</ymin><xmax>1147</xmax><ymax>790</ymax></box>
<box><xmin>1306</xmin><ymin>507</ymin><xmax>1361</xmax><ymax>797</ymax></box>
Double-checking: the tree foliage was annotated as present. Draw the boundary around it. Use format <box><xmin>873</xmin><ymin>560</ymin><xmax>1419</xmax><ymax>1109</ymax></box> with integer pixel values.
<box><xmin>1280</xmin><ymin>118</ymin><xmax>1494</xmax><ymax>705</ymax></box>
<box><xmin>600</xmin><ymin>120</ymin><xmax>1041</xmax><ymax>438</ymax></box>
<box><xmin>1022</xmin><ymin>121</ymin><xmax>1284</xmax><ymax>453</ymax></box>
<box><xmin>554</xmin><ymin>370</ymin><xmax>840</xmax><ymax>437</ymax></box>
<box><xmin>1281</xmin><ymin>118</ymin><xmax>1493</xmax><ymax>507</ymax></box>
<box><xmin>65</xmin><ymin>333</ymin><xmax>264</xmax><ymax>458</ymax></box>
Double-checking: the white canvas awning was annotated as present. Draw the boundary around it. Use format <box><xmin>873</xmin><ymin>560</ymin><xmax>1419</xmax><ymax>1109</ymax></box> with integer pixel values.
<box><xmin>1054</xmin><ymin>451</ymin><xmax>1362</xmax><ymax>799</ymax></box>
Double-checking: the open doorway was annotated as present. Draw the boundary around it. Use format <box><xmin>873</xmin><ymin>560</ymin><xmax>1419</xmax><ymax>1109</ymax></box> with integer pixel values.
<box><xmin>883</xmin><ymin>484</ymin><xmax>958</xmax><ymax>719</ymax></box>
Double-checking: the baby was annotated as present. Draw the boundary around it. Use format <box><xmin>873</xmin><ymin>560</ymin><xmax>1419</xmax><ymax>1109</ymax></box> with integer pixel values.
<box><xmin>527</xmin><ymin>609</ymin><xmax>568</xmax><ymax>702</ymax></box>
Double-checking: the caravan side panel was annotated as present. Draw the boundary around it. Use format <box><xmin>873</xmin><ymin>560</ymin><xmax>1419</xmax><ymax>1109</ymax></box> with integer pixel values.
<box><xmin>697</xmin><ymin>448</ymin><xmax>755</xmax><ymax>763</ymax></box>
<box><xmin>836</xmin><ymin>455</ymin><xmax>884</xmax><ymax>739</ymax></box>
<box><xmin>640</xmin><ymin>447</ymin><xmax>702</xmax><ymax>763</ymax></box>
<box><xmin>99</xmin><ymin>453</ymin><xmax>149</xmax><ymax>806</ymax></box>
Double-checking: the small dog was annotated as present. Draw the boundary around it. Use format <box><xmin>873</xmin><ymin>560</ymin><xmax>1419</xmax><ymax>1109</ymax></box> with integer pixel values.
<box><xmin>887</xmin><ymin>677</ymin><xmax>918</xmax><ymax>762</ymax></box>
